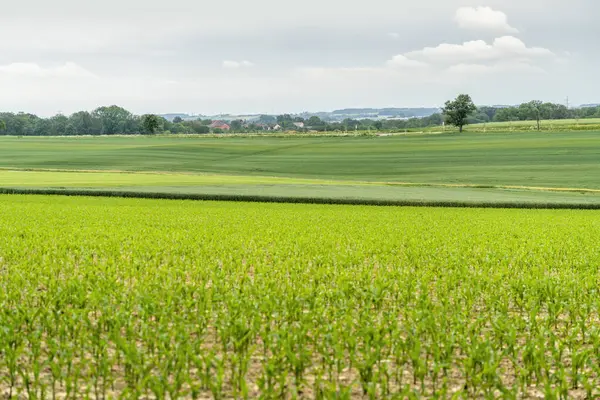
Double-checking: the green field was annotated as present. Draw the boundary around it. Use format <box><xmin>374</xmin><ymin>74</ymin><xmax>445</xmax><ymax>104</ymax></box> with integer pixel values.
<box><xmin>469</xmin><ymin>118</ymin><xmax>600</xmax><ymax>130</ymax></box>
<box><xmin>424</xmin><ymin>118</ymin><xmax>600</xmax><ymax>133</ymax></box>
<box><xmin>2</xmin><ymin>195</ymin><xmax>600</xmax><ymax>398</ymax></box>
<box><xmin>2</xmin><ymin>131</ymin><xmax>600</xmax><ymax>206</ymax></box>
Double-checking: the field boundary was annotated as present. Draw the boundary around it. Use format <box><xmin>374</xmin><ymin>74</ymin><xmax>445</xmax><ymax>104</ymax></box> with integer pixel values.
<box><xmin>2</xmin><ymin>187</ymin><xmax>600</xmax><ymax>210</ymax></box>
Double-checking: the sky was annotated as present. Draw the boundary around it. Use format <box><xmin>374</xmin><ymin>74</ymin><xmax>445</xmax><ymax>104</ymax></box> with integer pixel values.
<box><xmin>0</xmin><ymin>0</ymin><xmax>595</xmax><ymax>116</ymax></box>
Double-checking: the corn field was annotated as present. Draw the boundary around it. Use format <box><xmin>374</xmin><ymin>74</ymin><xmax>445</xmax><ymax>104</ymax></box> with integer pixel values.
<box><xmin>1</xmin><ymin>195</ymin><xmax>600</xmax><ymax>399</ymax></box>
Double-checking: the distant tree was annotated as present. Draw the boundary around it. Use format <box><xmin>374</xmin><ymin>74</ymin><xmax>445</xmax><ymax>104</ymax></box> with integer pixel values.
<box><xmin>442</xmin><ymin>94</ymin><xmax>477</xmax><ymax>132</ymax></box>
<box><xmin>69</xmin><ymin>111</ymin><xmax>95</xmax><ymax>135</ymax></box>
<box><xmin>494</xmin><ymin>107</ymin><xmax>518</xmax><ymax>122</ymax></box>
<box><xmin>0</xmin><ymin>120</ymin><xmax>5</xmax><ymax>132</ymax></box>
<box><xmin>141</xmin><ymin>114</ymin><xmax>160</xmax><ymax>134</ymax></box>
<box><xmin>373</xmin><ymin>121</ymin><xmax>384</xmax><ymax>131</ymax></box>
<box><xmin>276</xmin><ymin>114</ymin><xmax>294</xmax><ymax>129</ymax></box>
<box><xmin>431</xmin><ymin>114</ymin><xmax>446</xmax><ymax>128</ymax></box>
<box><xmin>49</xmin><ymin>114</ymin><xmax>69</xmax><ymax>135</ymax></box>
<box><xmin>230</xmin><ymin>120</ymin><xmax>244</xmax><ymax>132</ymax></box>
<box><xmin>258</xmin><ymin>115</ymin><xmax>276</xmax><ymax>124</ymax></box>
<box><xmin>173</xmin><ymin>116</ymin><xmax>183</xmax><ymax>124</ymax></box>
<box><xmin>92</xmin><ymin>106</ymin><xmax>135</xmax><ymax>135</ymax></box>
<box><xmin>523</xmin><ymin>100</ymin><xmax>543</xmax><ymax>131</ymax></box>
<box><xmin>307</xmin><ymin>116</ymin><xmax>322</xmax><ymax>127</ymax></box>
<box><xmin>188</xmin><ymin>121</ymin><xmax>210</xmax><ymax>134</ymax></box>
<box><xmin>478</xmin><ymin>106</ymin><xmax>498</xmax><ymax>121</ymax></box>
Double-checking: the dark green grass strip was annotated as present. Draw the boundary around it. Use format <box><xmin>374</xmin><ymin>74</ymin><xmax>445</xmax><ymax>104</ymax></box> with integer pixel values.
<box><xmin>2</xmin><ymin>187</ymin><xmax>600</xmax><ymax>210</ymax></box>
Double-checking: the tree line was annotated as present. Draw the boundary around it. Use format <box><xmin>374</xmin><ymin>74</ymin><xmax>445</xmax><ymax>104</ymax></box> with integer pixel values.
<box><xmin>0</xmin><ymin>106</ymin><xmax>189</xmax><ymax>136</ymax></box>
<box><xmin>0</xmin><ymin>106</ymin><xmax>446</xmax><ymax>136</ymax></box>
<box><xmin>2</xmin><ymin>100</ymin><xmax>600</xmax><ymax>136</ymax></box>
<box><xmin>442</xmin><ymin>95</ymin><xmax>600</xmax><ymax>132</ymax></box>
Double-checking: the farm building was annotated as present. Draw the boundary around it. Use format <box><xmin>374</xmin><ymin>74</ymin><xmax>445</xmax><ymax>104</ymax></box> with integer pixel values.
<box><xmin>209</xmin><ymin>121</ymin><xmax>231</xmax><ymax>131</ymax></box>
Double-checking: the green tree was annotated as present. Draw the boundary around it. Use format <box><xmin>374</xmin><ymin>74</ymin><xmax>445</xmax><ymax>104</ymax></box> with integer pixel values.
<box><xmin>442</xmin><ymin>94</ymin><xmax>477</xmax><ymax>132</ymax></box>
<box><xmin>196</xmin><ymin>125</ymin><xmax>210</xmax><ymax>134</ymax></box>
<box><xmin>92</xmin><ymin>106</ymin><xmax>134</xmax><ymax>135</ymax></box>
<box><xmin>173</xmin><ymin>116</ymin><xmax>183</xmax><ymax>124</ymax></box>
<box><xmin>141</xmin><ymin>114</ymin><xmax>160</xmax><ymax>134</ymax></box>
<box><xmin>187</xmin><ymin>121</ymin><xmax>210</xmax><ymax>134</ymax></box>
<box><xmin>258</xmin><ymin>115</ymin><xmax>276</xmax><ymax>124</ymax></box>
<box><xmin>307</xmin><ymin>116</ymin><xmax>322</xmax><ymax>126</ymax></box>
<box><xmin>50</xmin><ymin>114</ymin><xmax>69</xmax><ymax>135</ymax></box>
<box><xmin>69</xmin><ymin>111</ymin><xmax>96</xmax><ymax>135</ymax></box>
<box><xmin>230</xmin><ymin>120</ymin><xmax>244</xmax><ymax>132</ymax></box>
<box><xmin>478</xmin><ymin>106</ymin><xmax>498</xmax><ymax>121</ymax></box>
<box><xmin>276</xmin><ymin>114</ymin><xmax>294</xmax><ymax>129</ymax></box>
<box><xmin>0</xmin><ymin>120</ymin><xmax>5</xmax><ymax>132</ymax></box>
<box><xmin>523</xmin><ymin>100</ymin><xmax>543</xmax><ymax>131</ymax></box>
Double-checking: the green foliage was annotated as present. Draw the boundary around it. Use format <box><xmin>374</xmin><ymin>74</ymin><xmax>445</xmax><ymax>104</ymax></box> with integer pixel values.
<box><xmin>2</xmin><ymin>194</ymin><xmax>600</xmax><ymax>398</ymax></box>
<box><xmin>92</xmin><ymin>105</ymin><xmax>136</xmax><ymax>135</ymax></box>
<box><xmin>141</xmin><ymin>114</ymin><xmax>160</xmax><ymax>134</ymax></box>
<box><xmin>522</xmin><ymin>100</ymin><xmax>543</xmax><ymax>130</ymax></box>
<box><xmin>442</xmin><ymin>94</ymin><xmax>477</xmax><ymax>132</ymax></box>
<box><xmin>276</xmin><ymin>114</ymin><xmax>294</xmax><ymax>129</ymax></box>
<box><xmin>0</xmin><ymin>119</ymin><xmax>5</xmax><ymax>131</ymax></box>
<box><xmin>230</xmin><ymin>119</ymin><xmax>244</xmax><ymax>132</ymax></box>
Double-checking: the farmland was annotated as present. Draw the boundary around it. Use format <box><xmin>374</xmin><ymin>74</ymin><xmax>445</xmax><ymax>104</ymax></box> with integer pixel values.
<box><xmin>2</xmin><ymin>195</ymin><xmax>600</xmax><ymax>398</ymax></box>
<box><xmin>469</xmin><ymin>118</ymin><xmax>600</xmax><ymax>131</ymax></box>
<box><xmin>2</xmin><ymin>131</ymin><xmax>600</xmax><ymax>206</ymax></box>
<box><xmin>2</xmin><ymin>130</ymin><xmax>600</xmax><ymax>398</ymax></box>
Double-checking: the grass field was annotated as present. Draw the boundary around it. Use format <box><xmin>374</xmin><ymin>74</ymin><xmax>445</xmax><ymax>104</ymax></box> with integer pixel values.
<box><xmin>4</xmin><ymin>170</ymin><xmax>600</xmax><ymax>206</ymax></box>
<box><xmin>2</xmin><ymin>131</ymin><xmax>600</xmax><ymax>206</ymax></box>
<box><xmin>2</xmin><ymin>195</ymin><xmax>600</xmax><ymax>398</ymax></box>
<box><xmin>448</xmin><ymin>118</ymin><xmax>600</xmax><ymax>133</ymax></box>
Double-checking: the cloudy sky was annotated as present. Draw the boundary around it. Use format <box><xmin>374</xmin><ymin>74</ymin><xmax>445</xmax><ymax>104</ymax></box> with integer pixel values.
<box><xmin>0</xmin><ymin>0</ymin><xmax>594</xmax><ymax>115</ymax></box>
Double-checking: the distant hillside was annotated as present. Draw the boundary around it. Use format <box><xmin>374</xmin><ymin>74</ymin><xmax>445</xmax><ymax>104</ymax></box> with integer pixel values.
<box><xmin>331</xmin><ymin>108</ymin><xmax>439</xmax><ymax>119</ymax></box>
<box><xmin>159</xmin><ymin>113</ymin><xmax>206</xmax><ymax>121</ymax></box>
<box><xmin>160</xmin><ymin>108</ymin><xmax>441</xmax><ymax>122</ymax></box>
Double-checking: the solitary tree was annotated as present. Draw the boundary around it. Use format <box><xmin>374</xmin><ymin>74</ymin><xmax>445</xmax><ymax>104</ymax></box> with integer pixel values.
<box><xmin>524</xmin><ymin>100</ymin><xmax>543</xmax><ymax>131</ymax></box>
<box><xmin>442</xmin><ymin>94</ymin><xmax>477</xmax><ymax>133</ymax></box>
<box><xmin>141</xmin><ymin>114</ymin><xmax>160</xmax><ymax>134</ymax></box>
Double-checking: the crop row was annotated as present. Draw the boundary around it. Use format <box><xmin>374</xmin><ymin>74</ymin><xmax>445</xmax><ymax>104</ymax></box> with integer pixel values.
<box><xmin>1</xmin><ymin>195</ymin><xmax>600</xmax><ymax>398</ymax></box>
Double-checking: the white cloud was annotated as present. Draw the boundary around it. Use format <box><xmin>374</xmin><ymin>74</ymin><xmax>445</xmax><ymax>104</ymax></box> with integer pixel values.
<box><xmin>0</xmin><ymin>62</ymin><xmax>97</xmax><ymax>79</ymax></box>
<box><xmin>222</xmin><ymin>60</ymin><xmax>255</xmax><ymax>69</ymax></box>
<box><xmin>386</xmin><ymin>55</ymin><xmax>429</xmax><ymax>68</ymax></box>
<box><xmin>296</xmin><ymin>33</ymin><xmax>555</xmax><ymax>98</ymax></box>
<box><xmin>455</xmin><ymin>6</ymin><xmax>518</xmax><ymax>33</ymax></box>
<box><xmin>388</xmin><ymin>32</ymin><xmax>400</xmax><ymax>40</ymax></box>
<box><xmin>446</xmin><ymin>62</ymin><xmax>545</xmax><ymax>75</ymax></box>
<box><xmin>405</xmin><ymin>36</ymin><xmax>554</xmax><ymax>65</ymax></box>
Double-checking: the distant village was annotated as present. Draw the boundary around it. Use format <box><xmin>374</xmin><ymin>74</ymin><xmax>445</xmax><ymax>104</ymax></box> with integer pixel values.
<box><xmin>161</xmin><ymin>107</ymin><xmax>442</xmax><ymax>133</ymax></box>
<box><xmin>208</xmin><ymin>120</ymin><xmax>306</xmax><ymax>132</ymax></box>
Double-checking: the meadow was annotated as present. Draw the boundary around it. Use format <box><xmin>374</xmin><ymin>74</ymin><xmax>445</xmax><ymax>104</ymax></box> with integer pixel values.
<box><xmin>2</xmin><ymin>195</ymin><xmax>600</xmax><ymax>398</ymax></box>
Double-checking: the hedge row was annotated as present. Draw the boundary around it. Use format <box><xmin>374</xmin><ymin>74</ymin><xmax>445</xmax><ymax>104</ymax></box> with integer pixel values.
<box><xmin>1</xmin><ymin>187</ymin><xmax>600</xmax><ymax>210</ymax></box>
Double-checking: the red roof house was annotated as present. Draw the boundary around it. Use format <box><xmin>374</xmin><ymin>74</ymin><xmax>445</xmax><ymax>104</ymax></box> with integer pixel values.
<box><xmin>209</xmin><ymin>121</ymin><xmax>231</xmax><ymax>131</ymax></box>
